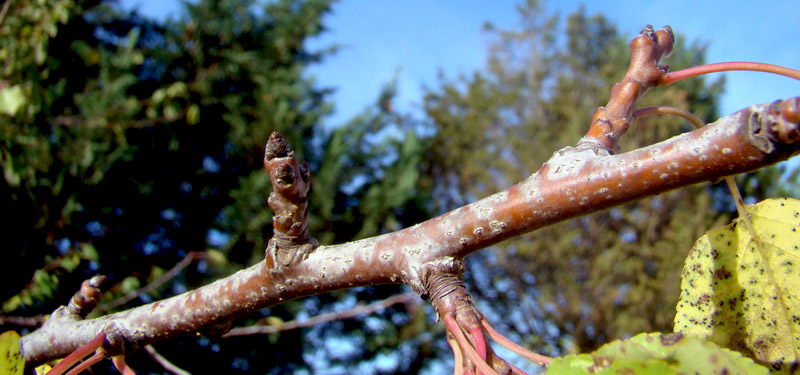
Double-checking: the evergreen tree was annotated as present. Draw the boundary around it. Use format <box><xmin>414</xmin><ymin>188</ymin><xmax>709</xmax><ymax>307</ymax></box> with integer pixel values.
<box><xmin>1</xmin><ymin>0</ymin><xmax>431</xmax><ymax>372</ymax></box>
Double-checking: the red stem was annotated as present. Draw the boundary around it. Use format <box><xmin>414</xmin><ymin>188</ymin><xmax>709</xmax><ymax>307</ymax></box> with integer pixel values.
<box><xmin>446</xmin><ymin>334</ymin><xmax>465</xmax><ymax>375</ymax></box>
<box><xmin>63</xmin><ymin>352</ymin><xmax>104</xmax><ymax>375</ymax></box>
<box><xmin>469</xmin><ymin>325</ymin><xmax>487</xmax><ymax>361</ymax></box>
<box><xmin>444</xmin><ymin>315</ymin><xmax>498</xmax><ymax>375</ymax></box>
<box><xmin>632</xmin><ymin>106</ymin><xmax>704</xmax><ymax>129</ymax></box>
<box><xmin>46</xmin><ymin>332</ymin><xmax>106</xmax><ymax>375</ymax></box>
<box><xmin>662</xmin><ymin>61</ymin><xmax>800</xmax><ymax>86</ymax></box>
<box><xmin>480</xmin><ymin>319</ymin><xmax>551</xmax><ymax>365</ymax></box>
<box><xmin>112</xmin><ymin>356</ymin><xmax>137</xmax><ymax>375</ymax></box>
<box><xmin>508</xmin><ymin>362</ymin><xmax>529</xmax><ymax>375</ymax></box>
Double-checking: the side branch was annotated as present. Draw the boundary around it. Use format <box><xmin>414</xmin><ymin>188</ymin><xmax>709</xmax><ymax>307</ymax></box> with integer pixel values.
<box><xmin>584</xmin><ymin>25</ymin><xmax>673</xmax><ymax>150</ymax></box>
<box><xmin>223</xmin><ymin>292</ymin><xmax>418</xmax><ymax>337</ymax></box>
<box><xmin>263</xmin><ymin>132</ymin><xmax>318</xmax><ymax>270</ymax></box>
<box><xmin>21</xmin><ymin>98</ymin><xmax>800</xmax><ymax>366</ymax></box>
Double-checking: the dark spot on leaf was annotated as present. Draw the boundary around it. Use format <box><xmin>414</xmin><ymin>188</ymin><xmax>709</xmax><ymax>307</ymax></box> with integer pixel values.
<box><xmin>714</xmin><ymin>267</ymin><xmax>732</xmax><ymax>280</ymax></box>
<box><xmin>659</xmin><ymin>332</ymin><xmax>683</xmax><ymax>346</ymax></box>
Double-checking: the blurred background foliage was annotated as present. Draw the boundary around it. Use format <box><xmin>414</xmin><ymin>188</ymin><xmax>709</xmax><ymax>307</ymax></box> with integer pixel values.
<box><xmin>1</xmin><ymin>0</ymin><xmax>796</xmax><ymax>373</ymax></box>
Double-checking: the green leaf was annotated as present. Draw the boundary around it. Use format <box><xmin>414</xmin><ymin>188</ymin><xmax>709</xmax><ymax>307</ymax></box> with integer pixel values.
<box><xmin>187</xmin><ymin>104</ymin><xmax>200</xmax><ymax>125</ymax></box>
<box><xmin>81</xmin><ymin>243</ymin><xmax>99</xmax><ymax>262</ymax></box>
<box><xmin>0</xmin><ymin>331</ymin><xmax>23</xmax><ymax>375</ymax></box>
<box><xmin>205</xmin><ymin>249</ymin><xmax>228</xmax><ymax>268</ymax></box>
<box><xmin>2</xmin><ymin>151</ymin><xmax>21</xmax><ymax>187</ymax></box>
<box><xmin>545</xmin><ymin>333</ymin><xmax>768</xmax><ymax>375</ymax></box>
<box><xmin>120</xmin><ymin>276</ymin><xmax>141</xmax><ymax>294</ymax></box>
<box><xmin>2</xmin><ymin>296</ymin><xmax>21</xmax><ymax>314</ymax></box>
<box><xmin>151</xmin><ymin>88</ymin><xmax>166</xmax><ymax>104</ymax></box>
<box><xmin>675</xmin><ymin>197</ymin><xmax>800</xmax><ymax>373</ymax></box>
<box><xmin>165</xmin><ymin>82</ymin><xmax>187</xmax><ymax>98</ymax></box>
<box><xmin>0</xmin><ymin>85</ymin><xmax>26</xmax><ymax>116</ymax></box>
<box><xmin>597</xmin><ymin>359</ymin><xmax>677</xmax><ymax>375</ymax></box>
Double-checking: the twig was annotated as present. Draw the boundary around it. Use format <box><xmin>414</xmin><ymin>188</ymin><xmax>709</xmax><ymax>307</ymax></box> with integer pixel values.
<box><xmin>583</xmin><ymin>25</ymin><xmax>674</xmax><ymax>150</ymax></box>
<box><xmin>263</xmin><ymin>132</ymin><xmax>317</xmax><ymax>270</ymax></box>
<box><xmin>0</xmin><ymin>315</ymin><xmax>47</xmax><ymax>328</ymax></box>
<box><xmin>97</xmin><ymin>252</ymin><xmax>204</xmax><ymax>313</ymax></box>
<box><xmin>67</xmin><ymin>275</ymin><xmax>106</xmax><ymax>318</ymax></box>
<box><xmin>0</xmin><ymin>0</ymin><xmax>12</xmax><ymax>28</ymax></box>
<box><xmin>223</xmin><ymin>292</ymin><xmax>418</xmax><ymax>337</ymax></box>
<box><xmin>144</xmin><ymin>345</ymin><xmax>191</xmax><ymax>375</ymax></box>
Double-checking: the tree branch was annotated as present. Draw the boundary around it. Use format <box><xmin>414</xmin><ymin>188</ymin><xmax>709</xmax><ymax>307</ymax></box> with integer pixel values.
<box><xmin>19</xmin><ymin>24</ymin><xmax>800</xmax><ymax>368</ymax></box>
<box><xmin>223</xmin><ymin>292</ymin><xmax>418</xmax><ymax>336</ymax></box>
<box><xmin>96</xmin><ymin>252</ymin><xmax>205</xmax><ymax>314</ymax></box>
<box><xmin>144</xmin><ymin>345</ymin><xmax>191</xmax><ymax>375</ymax></box>
<box><xmin>22</xmin><ymin>96</ymin><xmax>799</xmax><ymax>367</ymax></box>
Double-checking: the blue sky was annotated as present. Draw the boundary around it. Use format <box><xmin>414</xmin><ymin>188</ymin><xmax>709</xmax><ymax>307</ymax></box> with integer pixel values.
<box><xmin>121</xmin><ymin>0</ymin><xmax>800</xmax><ymax>127</ymax></box>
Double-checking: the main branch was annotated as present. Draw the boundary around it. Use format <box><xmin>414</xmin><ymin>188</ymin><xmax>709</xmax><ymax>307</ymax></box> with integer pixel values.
<box><xmin>20</xmin><ymin>25</ymin><xmax>800</xmax><ymax>368</ymax></box>
<box><xmin>22</xmin><ymin>96</ymin><xmax>800</xmax><ymax>367</ymax></box>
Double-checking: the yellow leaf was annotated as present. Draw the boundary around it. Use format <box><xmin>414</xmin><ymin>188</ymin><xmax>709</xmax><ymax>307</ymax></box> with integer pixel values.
<box><xmin>0</xmin><ymin>331</ymin><xmax>23</xmax><ymax>375</ymax></box>
<box><xmin>34</xmin><ymin>364</ymin><xmax>51</xmax><ymax>375</ymax></box>
<box><xmin>675</xmin><ymin>197</ymin><xmax>800</xmax><ymax>373</ymax></box>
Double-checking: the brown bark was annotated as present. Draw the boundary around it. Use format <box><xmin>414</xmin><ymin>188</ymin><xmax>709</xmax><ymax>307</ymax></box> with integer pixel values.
<box><xmin>19</xmin><ymin>25</ymin><xmax>800</xmax><ymax>368</ymax></box>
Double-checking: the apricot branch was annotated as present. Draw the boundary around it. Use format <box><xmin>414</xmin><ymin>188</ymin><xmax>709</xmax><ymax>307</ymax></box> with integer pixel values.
<box><xmin>19</xmin><ymin>25</ymin><xmax>800</xmax><ymax>371</ymax></box>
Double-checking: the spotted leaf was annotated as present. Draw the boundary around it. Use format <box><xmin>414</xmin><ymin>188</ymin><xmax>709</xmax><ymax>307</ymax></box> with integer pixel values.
<box><xmin>675</xmin><ymin>197</ymin><xmax>800</xmax><ymax>373</ymax></box>
<box><xmin>0</xmin><ymin>331</ymin><xmax>23</xmax><ymax>375</ymax></box>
